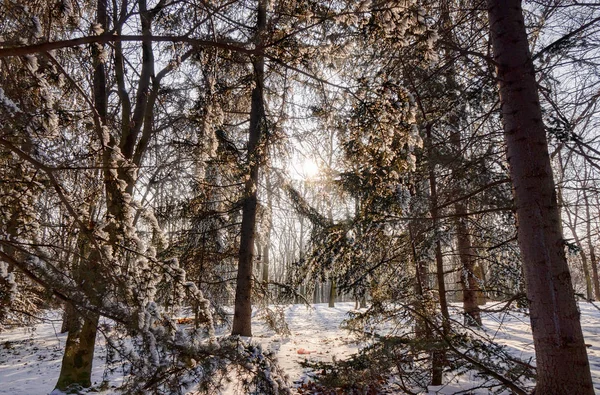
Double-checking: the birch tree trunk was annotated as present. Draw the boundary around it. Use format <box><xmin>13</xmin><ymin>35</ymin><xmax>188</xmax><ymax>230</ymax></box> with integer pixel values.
<box><xmin>487</xmin><ymin>1</ymin><xmax>593</xmax><ymax>392</ymax></box>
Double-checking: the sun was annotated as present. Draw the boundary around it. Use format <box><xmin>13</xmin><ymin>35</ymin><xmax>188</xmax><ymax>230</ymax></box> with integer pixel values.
<box><xmin>288</xmin><ymin>153</ymin><xmax>320</xmax><ymax>180</ymax></box>
<box><xmin>301</xmin><ymin>158</ymin><xmax>320</xmax><ymax>179</ymax></box>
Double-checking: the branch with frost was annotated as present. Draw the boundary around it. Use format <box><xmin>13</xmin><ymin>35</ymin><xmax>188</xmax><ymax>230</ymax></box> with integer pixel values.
<box><xmin>0</xmin><ymin>137</ymin><xmax>104</xmax><ymax>253</ymax></box>
<box><xmin>0</xmin><ymin>87</ymin><xmax>20</xmax><ymax>114</ymax></box>
<box><xmin>0</xmin><ymin>248</ymin><xmax>288</xmax><ymax>393</ymax></box>
<box><xmin>0</xmin><ymin>34</ymin><xmax>257</xmax><ymax>58</ymax></box>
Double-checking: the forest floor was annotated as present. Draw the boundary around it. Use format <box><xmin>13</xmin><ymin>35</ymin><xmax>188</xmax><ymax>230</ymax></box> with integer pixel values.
<box><xmin>1</xmin><ymin>301</ymin><xmax>600</xmax><ymax>394</ymax></box>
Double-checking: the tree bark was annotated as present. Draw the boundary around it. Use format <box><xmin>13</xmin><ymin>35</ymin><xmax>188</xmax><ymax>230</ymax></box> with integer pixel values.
<box><xmin>487</xmin><ymin>1</ymin><xmax>593</xmax><ymax>392</ymax></box>
<box><xmin>439</xmin><ymin>0</ymin><xmax>482</xmax><ymax>327</ymax></box>
<box><xmin>328</xmin><ymin>280</ymin><xmax>336</xmax><ymax>307</ymax></box>
<box><xmin>56</xmin><ymin>0</ymin><xmax>107</xmax><ymax>389</ymax></box>
<box><xmin>60</xmin><ymin>303</ymin><xmax>77</xmax><ymax>334</ymax></box>
<box><xmin>56</xmin><ymin>235</ymin><xmax>103</xmax><ymax>391</ymax></box>
<box><xmin>558</xmin><ymin>151</ymin><xmax>593</xmax><ymax>301</ymax></box>
<box><xmin>327</xmin><ymin>181</ymin><xmax>336</xmax><ymax>308</ymax></box>
<box><xmin>579</xmin><ymin>248</ymin><xmax>593</xmax><ymax>301</ymax></box>
<box><xmin>426</xmin><ymin>126</ymin><xmax>450</xmax><ymax>386</ymax></box>
<box><xmin>449</xmin><ymin>128</ymin><xmax>483</xmax><ymax>323</ymax></box>
<box><xmin>426</xmin><ymin>126</ymin><xmax>451</xmax><ymax>330</ymax></box>
<box><xmin>564</xmin><ymin>217</ymin><xmax>593</xmax><ymax>301</ymax></box>
<box><xmin>589</xmin><ymin>243</ymin><xmax>600</xmax><ymax>301</ymax></box>
<box><xmin>232</xmin><ymin>0</ymin><xmax>267</xmax><ymax>337</ymax></box>
<box><xmin>584</xmin><ymin>190</ymin><xmax>600</xmax><ymax>300</ymax></box>
<box><xmin>454</xmin><ymin>207</ymin><xmax>482</xmax><ymax>325</ymax></box>
<box><xmin>409</xmin><ymin>220</ymin><xmax>428</xmax><ymax>339</ymax></box>
<box><xmin>56</xmin><ymin>311</ymin><xmax>100</xmax><ymax>391</ymax></box>
<box><xmin>263</xmin><ymin>174</ymin><xmax>273</xmax><ymax>285</ymax></box>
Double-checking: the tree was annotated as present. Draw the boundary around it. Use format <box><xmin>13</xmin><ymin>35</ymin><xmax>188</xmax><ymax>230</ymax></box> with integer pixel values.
<box><xmin>231</xmin><ymin>0</ymin><xmax>268</xmax><ymax>337</ymax></box>
<box><xmin>0</xmin><ymin>0</ymin><xmax>292</xmax><ymax>392</ymax></box>
<box><xmin>487</xmin><ymin>0</ymin><xmax>594</xmax><ymax>392</ymax></box>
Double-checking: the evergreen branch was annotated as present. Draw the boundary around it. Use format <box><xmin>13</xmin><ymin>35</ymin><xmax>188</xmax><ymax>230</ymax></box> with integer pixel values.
<box><xmin>284</xmin><ymin>184</ymin><xmax>331</xmax><ymax>228</ymax></box>
<box><xmin>0</xmin><ymin>34</ymin><xmax>257</xmax><ymax>58</ymax></box>
<box><xmin>533</xmin><ymin>15</ymin><xmax>600</xmax><ymax>61</ymax></box>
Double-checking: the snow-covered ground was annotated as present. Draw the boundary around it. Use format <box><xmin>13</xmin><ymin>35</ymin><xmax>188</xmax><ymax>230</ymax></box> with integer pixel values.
<box><xmin>1</xmin><ymin>302</ymin><xmax>599</xmax><ymax>394</ymax></box>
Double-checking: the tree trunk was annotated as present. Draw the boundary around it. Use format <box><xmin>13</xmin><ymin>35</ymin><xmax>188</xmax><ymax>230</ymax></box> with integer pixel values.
<box><xmin>487</xmin><ymin>1</ymin><xmax>593</xmax><ymax>392</ymax></box>
<box><xmin>326</xmin><ymin>186</ymin><xmax>336</xmax><ymax>308</ymax></box>
<box><xmin>565</xmin><ymin>220</ymin><xmax>593</xmax><ymax>301</ymax></box>
<box><xmin>231</xmin><ymin>1</ymin><xmax>267</xmax><ymax>336</ymax></box>
<box><xmin>426</xmin><ymin>126</ymin><xmax>450</xmax><ymax>386</ymax></box>
<box><xmin>60</xmin><ymin>303</ymin><xmax>77</xmax><ymax>334</ymax></box>
<box><xmin>426</xmin><ymin>126</ymin><xmax>451</xmax><ymax>330</ymax></box>
<box><xmin>262</xmin><ymin>242</ymin><xmax>269</xmax><ymax>285</ymax></box>
<box><xmin>475</xmin><ymin>264</ymin><xmax>487</xmax><ymax>305</ymax></box>
<box><xmin>57</xmin><ymin>235</ymin><xmax>103</xmax><ymax>391</ymax></box>
<box><xmin>558</xmin><ymin>151</ymin><xmax>593</xmax><ymax>301</ymax></box>
<box><xmin>453</xmin><ymin>181</ymin><xmax>482</xmax><ymax>325</ymax></box>
<box><xmin>262</xmin><ymin>181</ymin><xmax>272</xmax><ymax>287</ymax></box>
<box><xmin>261</xmin><ymin>173</ymin><xmax>272</xmax><ymax>288</ymax></box>
<box><xmin>440</xmin><ymin>0</ymin><xmax>482</xmax><ymax>327</ymax></box>
<box><xmin>328</xmin><ymin>279</ymin><xmax>336</xmax><ymax>307</ymax></box>
<box><xmin>409</xmin><ymin>221</ymin><xmax>428</xmax><ymax>339</ymax></box>
<box><xmin>56</xmin><ymin>0</ymin><xmax>107</xmax><ymax>389</ymax></box>
<box><xmin>579</xmin><ymin>249</ymin><xmax>594</xmax><ymax>301</ymax></box>
<box><xmin>450</xmin><ymin>148</ymin><xmax>482</xmax><ymax>323</ymax></box>
<box><xmin>56</xmin><ymin>311</ymin><xmax>99</xmax><ymax>391</ymax></box>
<box><xmin>590</xmin><ymin>243</ymin><xmax>600</xmax><ymax>301</ymax></box>
<box><xmin>584</xmin><ymin>190</ymin><xmax>600</xmax><ymax>300</ymax></box>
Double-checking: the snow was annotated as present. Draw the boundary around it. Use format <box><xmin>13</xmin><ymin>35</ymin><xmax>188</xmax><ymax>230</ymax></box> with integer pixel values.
<box><xmin>1</xmin><ymin>302</ymin><xmax>600</xmax><ymax>394</ymax></box>
<box><xmin>0</xmin><ymin>88</ymin><xmax>20</xmax><ymax>114</ymax></box>
<box><xmin>252</xmin><ymin>303</ymin><xmax>361</xmax><ymax>387</ymax></box>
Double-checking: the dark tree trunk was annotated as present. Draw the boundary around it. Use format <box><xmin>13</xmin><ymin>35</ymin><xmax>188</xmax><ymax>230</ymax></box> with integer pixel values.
<box><xmin>449</xmin><ymin>126</ymin><xmax>482</xmax><ymax>324</ymax></box>
<box><xmin>487</xmin><ymin>1</ymin><xmax>594</xmax><ymax>392</ymax></box>
<box><xmin>590</xmin><ymin>243</ymin><xmax>600</xmax><ymax>301</ymax></box>
<box><xmin>580</xmin><ymin>249</ymin><xmax>593</xmax><ymax>301</ymax></box>
<box><xmin>452</xmin><ymin>164</ymin><xmax>482</xmax><ymax>326</ymax></box>
<box><xmin>263</xmin><ymin>174</ymin><xmax>272</xmax><ymax>285</ymax></box>
<box><xmin>56</xmin><ymin>311</ymin><xmax>99</xmax><ymax>391</ymax></box>
<box><xmin>426</xmin><ymin>126</ymin><xmax>451</xmax><ymax>330</ymax></box>
<box><xmin>56</xmin><ymin>238</ymin><xmax>103</xmax><ymax>391</ymax></box>
<box><xmin>327</xmin><ymin>189</ymin><xmax>336</xmax><ymax>308</ymax></box>
<box><xmin>440</xmin><ymin>0</ymin><xmax>482</xmax><ymax>326</ymax></box>
<box><xmin>409</xmin><ymin>220</ymin><xmax>428</xmax><ymax>339</ymax></box>
<box><xmin>56</xmin><ymin>0</ymin><xmax>108</xmax><ymax>389</ymax></box>
<box><xmin>425</xmin><ymin>126</ymin><xmax>450</xmax><ymax>386</ymax></box>
<box><xmin>60</xmin><ymin>303</ymin><xmax>77</xmax><ymax>334</ymax></box>
<box><xmin>558</xmin><ymin>152</ymin><xmax>593</xmax><ymax>301</ymax></box>
<box><xmin>328</xmin><ymin>280</ymin><xmax>336</xmax><ymax>308</ymax></box>
<box><xmin>262</xmin><ymin>241</ymin><xmax>269</xmax><ymax>284</ymax></box>
<box><xmin>584</xmin><ymin>191</ymin><xmax>600</xmax><ymax>300</ymax></box>
<box><xmin>565</xmin><ymin>221</ymin><xmax>593</xmax><ymax>301</ymax></box>
<box><xmin>232</xmin><ymin>0</ymin><xmax>267</xmax><ymax>337</ymax></box>
<box><xmin>410</xmin><ymin>216</ymin><xmax>444</xmax><ymax>385</ymax></box>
